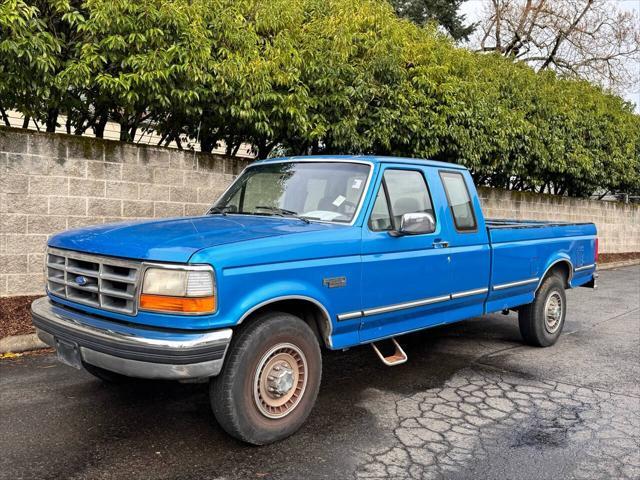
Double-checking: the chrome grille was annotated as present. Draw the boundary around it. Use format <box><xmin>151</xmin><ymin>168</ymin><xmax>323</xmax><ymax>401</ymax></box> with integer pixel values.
<box><xmin>46</xmin><ymin>248</ymin><xmax>140</xmax><ymax>315</ymax></box>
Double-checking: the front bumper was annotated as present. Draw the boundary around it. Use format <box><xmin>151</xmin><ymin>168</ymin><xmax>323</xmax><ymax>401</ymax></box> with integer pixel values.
<box><xmin>31</xmin><ymin>297</ymin><xmax>232</xmax><ymax>380</ymax></box>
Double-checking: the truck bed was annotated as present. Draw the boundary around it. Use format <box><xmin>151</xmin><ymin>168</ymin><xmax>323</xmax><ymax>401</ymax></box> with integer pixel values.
<box><xmin>486</xmin><ymin>218</ymin><xmax>596</xmax><ymax>243</ymax></box>
<box><xmin>484</xmin><ymin>218</ymin><xmax>597</xmax><ymax>315</ymax></box>
<box><xmin>486</xmin><ymin>219</ymin><xmax>593</xmax><ymax>229</ymax></box>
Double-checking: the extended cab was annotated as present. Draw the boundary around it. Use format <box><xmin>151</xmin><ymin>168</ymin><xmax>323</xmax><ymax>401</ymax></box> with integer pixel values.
<box><xmin>32</xmin><ymin>156</ymin><xmax>598</xmax><ymax>444</ymax></box>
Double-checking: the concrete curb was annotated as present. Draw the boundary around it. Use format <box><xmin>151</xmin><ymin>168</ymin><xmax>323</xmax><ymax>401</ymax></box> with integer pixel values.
<box><xmin>598</xmin><ymin>259</ymin><xmax>640</xmax><ymax>270</ymax></box>
<box><xmin>0</xmin><ymin>333</ymin><xmax>48</xmax><ymax>354</ymax></box>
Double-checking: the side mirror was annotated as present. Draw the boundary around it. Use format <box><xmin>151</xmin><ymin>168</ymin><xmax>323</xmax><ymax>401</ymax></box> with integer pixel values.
<box><xmin>394</xmin><ymin>212</ymin><xmax>436</xmax><ymax>236</ymax></box>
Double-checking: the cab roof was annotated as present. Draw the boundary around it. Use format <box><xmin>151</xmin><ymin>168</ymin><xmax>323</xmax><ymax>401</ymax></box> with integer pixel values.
<box><xmin>254</xmin><ymin>155</ymin><xmax>468</xmax><ymax>171</ymax></box>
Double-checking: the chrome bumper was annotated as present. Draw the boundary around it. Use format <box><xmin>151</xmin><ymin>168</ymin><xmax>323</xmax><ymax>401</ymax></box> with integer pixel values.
<box><xmin>31</xmin><ymin>297</ymin><xmax>232</xmax><ymax>380</ymax></box>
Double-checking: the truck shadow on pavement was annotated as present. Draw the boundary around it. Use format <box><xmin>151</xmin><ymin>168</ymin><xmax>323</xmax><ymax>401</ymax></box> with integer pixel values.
<box><xmin>21</xmin><ymin>317</ymin><xmax>506</xmax><ymax>479</ymax></box>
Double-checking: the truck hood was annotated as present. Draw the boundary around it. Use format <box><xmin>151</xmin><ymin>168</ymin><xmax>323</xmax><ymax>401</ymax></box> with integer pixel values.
<box><xmin>48</xmin><ymin>215</ymin><xmax>339</xmax><ymax>263</ymax></box>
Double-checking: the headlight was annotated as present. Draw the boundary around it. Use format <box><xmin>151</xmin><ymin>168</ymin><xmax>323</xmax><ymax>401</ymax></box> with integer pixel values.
<box><xmin>140</xmin><ymin>266</ymin><xmax>216</xmax><ymax>314</ymax></box>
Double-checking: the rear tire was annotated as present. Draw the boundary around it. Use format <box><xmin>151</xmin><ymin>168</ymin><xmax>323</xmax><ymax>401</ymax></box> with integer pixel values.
<box><xmin>210</xmin><ymin>312</ymin><xmax>322</xmax><ymax>445</ymax></box>
<box><xmin>518</xmin><ymin>274</ymin><xmax>567</xmax><ymax>347</ymax></box>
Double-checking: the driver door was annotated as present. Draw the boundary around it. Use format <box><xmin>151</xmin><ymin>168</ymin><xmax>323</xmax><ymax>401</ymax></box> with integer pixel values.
<box><xmin>359</xmin><ymin>165</ymin><xmax>451</xmax><ymax>342</ymax></box>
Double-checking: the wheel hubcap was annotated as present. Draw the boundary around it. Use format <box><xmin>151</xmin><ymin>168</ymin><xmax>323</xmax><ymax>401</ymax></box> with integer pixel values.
<box><xmin>254</xmin><ymin>343</ymin><xmax>307</xmax><ymax>419</ymax></box>
<box><xmin>544</xmin><ymin>291</ymin><xmax>563</xmax><ymax>334</ymax></box>
<box><xmin>267</xmin><ymin>362</ymin><xmax>294</xmax><ymax>397</ymax></box>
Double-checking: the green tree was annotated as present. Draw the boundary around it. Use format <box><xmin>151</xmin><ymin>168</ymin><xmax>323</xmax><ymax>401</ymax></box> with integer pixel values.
<box><xmin>0</xmin><ymin>0</ymin><xmax>62</xmax><ymax>127</ymax></box>
<box><xmin>61</xmin><ymin>0</ymin><xmax>212</xmax><ymax>141</ymax></box>
<box><xmin>389</xmin><ymin>0</ymin><xmax>475</xmax><ymax>40</ymax></box>
<box><xmin>30</xmin><ymin>0</ymin><xmax>85</xmax><ymax>133</ymax></box>
<box><xmin>1</xmin><ymin>0</ymin><xmax>637</xmax><ymax>196</ymax></box>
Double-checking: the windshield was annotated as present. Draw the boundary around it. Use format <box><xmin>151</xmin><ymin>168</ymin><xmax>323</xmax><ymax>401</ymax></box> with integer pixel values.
<box><xmin>214</xmin><ymin>161</ymin><xmax>371</xmax><ymax>223</ymax></box>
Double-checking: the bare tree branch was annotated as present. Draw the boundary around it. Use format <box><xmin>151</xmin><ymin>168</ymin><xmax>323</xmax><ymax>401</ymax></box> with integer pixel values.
<box><xmin>540</xmin><ymin>0</ymin><xmax>593</xmax><ymax>69</ymax></box>
<box><xmin>470</xmin><ymin>0</ymin><xmax>640</xmax><ymax>91</ymax></box>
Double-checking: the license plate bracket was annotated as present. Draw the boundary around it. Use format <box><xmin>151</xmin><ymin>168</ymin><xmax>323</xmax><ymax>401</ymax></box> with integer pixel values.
<box><xmin>55</xmin><ymin>338</ymin><xmax>83</xmax><ymax>369</ymax></box>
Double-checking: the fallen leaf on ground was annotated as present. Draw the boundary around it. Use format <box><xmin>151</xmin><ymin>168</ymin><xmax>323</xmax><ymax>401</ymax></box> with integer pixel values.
<box><xmin>0</xmin><ymin>352</ymin><xmax>22</xmax><ymax>359</ymax></box>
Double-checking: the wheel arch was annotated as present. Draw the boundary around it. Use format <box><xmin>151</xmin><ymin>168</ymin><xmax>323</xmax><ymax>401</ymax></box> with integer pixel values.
<box><xmin>237</xmin><ymin>295</ymin><xmax>333</xmax><ymax>348</ymax></box>
<box><xmin>536</xmin><ymin>257</ymin><xmax>574</xmax><ymax>292</ymax></box>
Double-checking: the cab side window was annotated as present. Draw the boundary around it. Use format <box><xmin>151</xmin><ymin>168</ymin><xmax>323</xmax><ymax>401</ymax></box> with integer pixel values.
<box><xmin>368</xmin><ymin>169</ymin><xmax>435</xmax><ymax>232</ymax></box>
<box><xmin>439</xmin><ymin>171</ymin><xmax>477</xmax><ymax>231</ymax></box>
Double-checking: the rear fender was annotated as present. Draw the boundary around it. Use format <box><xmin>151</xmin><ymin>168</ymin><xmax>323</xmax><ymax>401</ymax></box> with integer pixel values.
<box><xmin>536</xmin><ymin>255</ymin><xmax>574</xmax><ymax>292</ymax></box>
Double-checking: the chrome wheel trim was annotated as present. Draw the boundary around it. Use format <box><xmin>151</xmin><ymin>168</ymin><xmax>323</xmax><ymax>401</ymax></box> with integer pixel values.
<box><xmin>544</xmin><ymin>291</ymin><xmax>563</xmax><ymax>334</ymax></box>
<box><xmin>253</xmin><ymin>342</ymin><xmax>308</xmax><ymax>419</ymax></box>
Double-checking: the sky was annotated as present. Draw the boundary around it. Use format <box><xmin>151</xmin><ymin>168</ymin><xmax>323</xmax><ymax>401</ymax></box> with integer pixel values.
<box><xmin>459</xmin><ymin>0</ymin><xmax>640</xmax><ymax>112</ymax></box>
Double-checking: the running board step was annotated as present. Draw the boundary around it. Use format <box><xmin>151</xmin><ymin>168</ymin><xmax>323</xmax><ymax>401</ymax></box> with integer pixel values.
<box><xmin>371</xmin><ymin>338</ymin><xmax>408</xmax><ymax>366</ymax></box>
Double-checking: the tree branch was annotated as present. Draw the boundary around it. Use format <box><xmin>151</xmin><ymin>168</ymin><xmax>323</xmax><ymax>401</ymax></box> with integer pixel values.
<box><xmin>540</xmin><ymin>0</ymin><xmax>594</xmax><ymax>70</ymax></box>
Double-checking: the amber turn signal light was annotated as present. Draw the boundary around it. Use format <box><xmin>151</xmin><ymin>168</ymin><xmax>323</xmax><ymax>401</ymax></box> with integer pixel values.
<box><xmin>139</xmin><ymin>294</ymin><xmax>216</xmax><ymax>314</ymax></box>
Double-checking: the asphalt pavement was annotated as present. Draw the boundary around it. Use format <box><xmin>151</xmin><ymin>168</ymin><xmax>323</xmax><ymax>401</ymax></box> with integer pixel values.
<box><xmin>1</xmin><ymin>265</ymin><xmax>638</xmax><ymax>480</ymax></box>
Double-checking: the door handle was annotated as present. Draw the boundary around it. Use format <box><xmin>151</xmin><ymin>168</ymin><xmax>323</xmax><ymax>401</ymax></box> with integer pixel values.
<box><xmin>433</xmin><ymin>240</ymin><xmax>449</xmax><ymax>248</ymax></box>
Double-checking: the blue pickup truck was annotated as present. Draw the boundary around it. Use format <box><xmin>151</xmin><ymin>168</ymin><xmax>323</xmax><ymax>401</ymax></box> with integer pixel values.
<box><xmin>32</xmin><ymin>156</ymin><xmax>597</xmax><ymax>444</ymax></box>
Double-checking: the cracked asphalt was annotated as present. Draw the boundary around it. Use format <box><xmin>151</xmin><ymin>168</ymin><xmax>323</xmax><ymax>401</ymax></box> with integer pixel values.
<box><xmin>1</xmin><ymin>265</ymin><xmax>638</xmax><ymax>480</ymax></box>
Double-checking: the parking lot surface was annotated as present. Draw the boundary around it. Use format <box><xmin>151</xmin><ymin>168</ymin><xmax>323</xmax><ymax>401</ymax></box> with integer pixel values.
<box><xmin>1</xmin><ymin>265</ymin><xmax>638</xmax><ymax>480</ymax></box>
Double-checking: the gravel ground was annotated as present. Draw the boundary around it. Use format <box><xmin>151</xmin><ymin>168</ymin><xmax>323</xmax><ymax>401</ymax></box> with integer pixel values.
<box><xmin>0</xmin><ymin>265</ymin><xmax>638</xmax><ymax>480</ymax></box>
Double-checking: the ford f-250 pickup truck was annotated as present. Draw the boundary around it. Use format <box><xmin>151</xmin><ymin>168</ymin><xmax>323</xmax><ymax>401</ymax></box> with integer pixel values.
<box><xmin>32</xmin><ymin>156</ymin><xmax>598</xmax><ymax>444</ymax></box>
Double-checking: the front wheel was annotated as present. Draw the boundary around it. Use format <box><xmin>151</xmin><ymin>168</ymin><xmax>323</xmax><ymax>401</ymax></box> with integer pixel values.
<box><xmin>210</xmin><ymin>312</ymin><xmax>322</xmax><ymax>445</ymax></box>
<box><xmin>518</xmin><ymin>274</ymin><xmax>567</xmax><ymax>347</ymax></box>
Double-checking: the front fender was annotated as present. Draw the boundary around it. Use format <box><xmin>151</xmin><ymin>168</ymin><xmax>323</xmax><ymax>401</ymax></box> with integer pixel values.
<box><xmin>215</xmin><ymin>279</ymin><xmax>337</xmax><ymax>348</ymax></box>
<box><xmin>232</xmin><ymin>280</ymin><xmax>333</xmax><ymax>326</ymax></box>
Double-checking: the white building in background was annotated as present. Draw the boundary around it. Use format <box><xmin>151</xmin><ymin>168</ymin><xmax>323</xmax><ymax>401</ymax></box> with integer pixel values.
<box><xmin>4</xmin><ymin>109</ymin><xmax>255</xmax><ymax>159</ymax></box>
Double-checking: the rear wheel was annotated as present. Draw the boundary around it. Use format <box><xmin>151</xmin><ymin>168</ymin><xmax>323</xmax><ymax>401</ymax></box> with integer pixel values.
<box><xmin>210</xmin><ymin>312</ymin><xmax>322</xmax><ymax>445</ymax></box>
<box><xmin>518</xmin><ymin>274</ymin><xmax>567</xmax><ymax>347</ymax></box>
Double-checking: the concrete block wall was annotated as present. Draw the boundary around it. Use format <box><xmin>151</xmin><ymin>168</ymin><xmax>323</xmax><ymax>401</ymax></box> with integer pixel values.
<box><xmin>1</xmin><ymin>127</ymin><xmax>638</xmax><ymax>297</ymax></box>
<box><xmin>478</xmin><ymin>187</ymin><xmax>640</xmax><ymax>254</ymax></box>
<box><xmin>1</xmin><ymin>128</ymin><xmax>250</xmax><ymax>296</ymax></box>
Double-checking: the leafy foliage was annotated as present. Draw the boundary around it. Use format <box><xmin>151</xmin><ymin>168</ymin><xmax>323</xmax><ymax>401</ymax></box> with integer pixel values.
<box><xmin>389</xmin><ymin>0</ymin><xmax>475</xmax><ymax>40</ymax></box>
<box><xmin>0</xmin><ymin>0</ymin><xmax>66</xmax><ymax>126</ymax></box>
<box><xmin>0</xmin><ymin>0</ymin><xmax>638</xmax><ymax>197</ymax></box>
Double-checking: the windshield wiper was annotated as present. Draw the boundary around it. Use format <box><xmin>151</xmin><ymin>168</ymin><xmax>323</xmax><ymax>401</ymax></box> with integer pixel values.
<box><xmin>255</xmin><ymin>206</ymin><xmax>310</xmax><ymax>224</ymax></box>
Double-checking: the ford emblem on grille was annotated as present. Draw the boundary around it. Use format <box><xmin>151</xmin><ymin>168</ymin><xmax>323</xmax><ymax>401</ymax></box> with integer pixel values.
<box><xmin>75</xmin><ymin>275</ymin><xmax>88</xmax><ymax>286</ymax></box>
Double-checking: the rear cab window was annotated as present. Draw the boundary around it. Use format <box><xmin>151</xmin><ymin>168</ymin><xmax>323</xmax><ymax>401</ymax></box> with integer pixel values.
<box><xmin>439</xmin><ymin>171</ymin><xmax>477</xmax><ymax>232</ymax></box>
<box><xmin>368</xmin><ymin>169</ymin><xmax>436</xmax><ymax>232</ymax></box>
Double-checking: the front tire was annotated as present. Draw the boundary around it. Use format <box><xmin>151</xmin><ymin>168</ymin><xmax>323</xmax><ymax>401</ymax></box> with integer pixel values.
<box><xmin>518</xmin><ymin>274</ymin><xmax>567</xmax><ymax>347</ymax></box>
<box><xmin>210</xmin><ymin>312</ymin><xmax>322</xmax><ymax>445</ymax></box>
